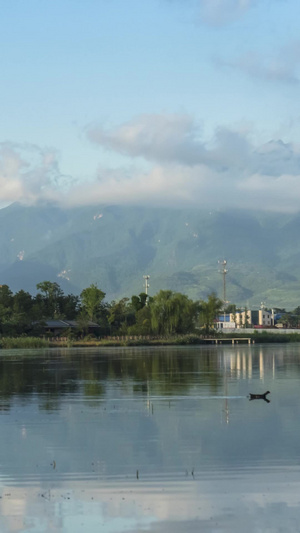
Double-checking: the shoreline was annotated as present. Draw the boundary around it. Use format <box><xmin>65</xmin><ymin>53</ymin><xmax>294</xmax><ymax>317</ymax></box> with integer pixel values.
<box><xmin>1</xmin><ymin>330</ymin><xmax>300</xmax><ymax>349</ymax></box>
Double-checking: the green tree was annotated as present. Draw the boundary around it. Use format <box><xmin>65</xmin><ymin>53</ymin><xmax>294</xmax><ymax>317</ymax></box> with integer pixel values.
<box><xmin>59</xmin><ymin>293</ymin><xmax>79</xmax><ymax>319</ymax></box>
<box><xmin>80</xmin><ymin>284</ymin><xmax>105</xmax><ymax>321</ymax></box>
<box><xmin>131</xmin><ymin>293</ymin><xmax>148</xmax><ymax>313</ymax></box>
<box><xmin>199</xmin><ymin>292</ymin><xmax>223</xmax><ymax>334</ymax></box>
<box><xmin>36</xmin><ymin>281</ymin><xmax>64</xmax><ymax>318</ymax></box>
<box><xmin>31</xmin><ymin>293</ymin><xmax>46</xmax><ymax>321</ymax></box>
<box><xmin>36</xmin><ymin>281</ymin><xmax>62</xmax><ymax>300</ymax></box>
<box><xmin>0</xmin><ymin>285</ymin><xmax>13</xmax><ymax>311</ymax></box>
<box><xmin>13</xmin><ymin>290</ymin><xmax>33</xmax><ymax>316</ymax></box>
<box><xmin>0</xmin><ymin>285</ymin><xmax>14</xmax><ymax>334</ymax></box>
<box><xmin>128</xmin><ymin>306</ymin><xmax>152</xmax><ymax>335</ymax></box>
<box><xmin>76</xmin><ymin>310</ymin><xmax>90</xmax><ymax>337</ymax></box>
<box><xmin>108</xmin><ymin>298</ymin><xmax>135</xmax><ymax>334</ymax></box>
<box><xmin>150</xmin><ymin>290</ymin><xmax>198</xmax><ymax>335</ymax></box>
<box><xmin>243</xmin><ymin>306</ymin><xmax>250</xmax><ymax>328</ymax></box>
<box><xmin>224</xmin><ymin>303</ymin><xmax>236</xmax><ymax>314</ymax></box>
<box><xmin>278</xmin><ymin>311</ymin><xmax>298</xmax><ymax>328</ymax></box>
<box><xmin>10</xmin><ymin>290</ymin><xmax>34</xmax><ymax>334</ymax></box>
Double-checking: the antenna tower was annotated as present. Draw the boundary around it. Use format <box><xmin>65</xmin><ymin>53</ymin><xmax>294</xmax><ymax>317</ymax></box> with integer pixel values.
<box><xmin>218</xmin><ymin>260</ymin><xmax>228</xmax><ymax>305</ymax></box>
<box><xmin>143</xmin><ymin>275</ymin><xmax>150</xmax><ymax>296</ymax></box>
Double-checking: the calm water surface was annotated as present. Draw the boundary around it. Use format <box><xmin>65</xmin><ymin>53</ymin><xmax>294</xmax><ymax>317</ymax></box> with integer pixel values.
<box><xmin>0</xmin><ymin>344</ymin><xmax>300</xmax><ymax>532</ymax></box>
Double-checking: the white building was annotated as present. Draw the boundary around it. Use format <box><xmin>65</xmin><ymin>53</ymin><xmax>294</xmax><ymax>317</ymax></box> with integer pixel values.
<box><xmin>215</xmin><ymin>308</ymin><xmax>274</xmax><ymax>330</ymax></box>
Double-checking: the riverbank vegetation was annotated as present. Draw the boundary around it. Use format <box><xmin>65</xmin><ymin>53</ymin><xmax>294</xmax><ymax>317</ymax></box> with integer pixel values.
<box><xmin>0</xmin><ymin>281</ymin><xmax>299</xmax><ymax>347</ymax></box>
<box><xmin>0</xmin><ymin>282</ymin><xmax>223</xmax><ymax>339</ymax></box>
<box><xmin>1</xmin><ymin>331</ymin><xmax>300</xmax><ymax>349</ymax></box>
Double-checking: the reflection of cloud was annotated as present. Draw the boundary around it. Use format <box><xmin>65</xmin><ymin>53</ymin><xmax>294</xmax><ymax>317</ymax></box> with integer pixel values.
<box><xmin>2</xmin><ymin>476</ymin><xmax>300</xmax><ymax>533</ymax></box>
<box><xmin>1</xmin><ymin>492</ymin><xmax>27</xmax><ymax>533</ymax></box>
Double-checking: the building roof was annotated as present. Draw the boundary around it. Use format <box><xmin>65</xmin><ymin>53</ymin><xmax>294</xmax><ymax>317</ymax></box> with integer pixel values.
<box><xmin>44</xmin><ymin>319</ymin><xmax>99</xmax><ymax>329</ymax></box>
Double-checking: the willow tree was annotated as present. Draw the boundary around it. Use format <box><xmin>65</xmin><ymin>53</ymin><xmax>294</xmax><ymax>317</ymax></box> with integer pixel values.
<box><xmin>199</xmin><ymin>292</ymin><xmax>223</xmax><ymax>334</ymax></box>
<box><xmin>150</xmin><ymin>290</ymin><xmax>198</xmax><ymax>335</ymax></box>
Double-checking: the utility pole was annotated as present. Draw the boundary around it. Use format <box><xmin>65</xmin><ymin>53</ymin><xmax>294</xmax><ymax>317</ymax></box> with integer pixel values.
<box><xmin>143</xmin><ymin>275</ymin><xmax>150</xmax><ymax>296</ymax></box>
<box><xmin>218</xmin><ymin>260</ymin><xmax>228</xmax><ymax>306</ymax></box>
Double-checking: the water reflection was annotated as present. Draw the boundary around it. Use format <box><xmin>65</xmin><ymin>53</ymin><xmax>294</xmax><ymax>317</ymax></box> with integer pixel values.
<box><xmin>1</xmin><ymin>344</ymin><xmax>297</xmax><ymax>404</ymax></box>
<box><xmin>0</xmin><ymin>344</ymin><xmax>299</xmax><ymax>532</ymax></box>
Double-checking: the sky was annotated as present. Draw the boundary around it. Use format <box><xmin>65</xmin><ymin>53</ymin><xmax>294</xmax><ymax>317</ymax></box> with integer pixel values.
<box><xmin>1</xmin><ymin>0</ymin><xmax>300</xmax><ymax>212</ymax></box>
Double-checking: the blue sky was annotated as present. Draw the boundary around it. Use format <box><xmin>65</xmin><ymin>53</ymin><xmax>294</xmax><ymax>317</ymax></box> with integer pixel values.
<box><xmin>1</xmin><ymin>0</ymin><xmax>300</xmax><ymax>211</ymax></box>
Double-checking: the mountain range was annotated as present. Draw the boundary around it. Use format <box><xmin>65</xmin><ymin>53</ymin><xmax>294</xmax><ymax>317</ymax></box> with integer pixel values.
<box><xmin>0</xmin><ymin>202</ymin><xmax>300</xmax><ymax>309</ymax></box>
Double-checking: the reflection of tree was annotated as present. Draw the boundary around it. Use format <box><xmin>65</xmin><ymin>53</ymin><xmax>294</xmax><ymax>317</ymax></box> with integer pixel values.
<box><xmin>1</xmin><ymin>346</ymin><xmax>299</xmax><ymax>410</ymax></box>
<box><xmin>0</xmin><ymin>349</ymin><xmax>225</xmax><ymax>408</ymax></box>
<box><xmin>82</xmin><ymin>367</ymin><xmax>105</xmax><ymax>397</ymax></box>
<box><xmin>102</xmin><ymin>349</ymin><xmax>224</xmax><ymax>396</ymax></box>
<box><xmin>0</xmin><ymin>355</ymin><xmax>78</xmax><ymax>404</ymax></box>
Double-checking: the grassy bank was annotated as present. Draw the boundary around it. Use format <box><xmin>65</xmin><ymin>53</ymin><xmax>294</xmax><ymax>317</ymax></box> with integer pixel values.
<box><xmin>1</xmin><ymin>331</ymin><xmax>300</xmax><ymax>349</ymax></box>
<box><xmin>50</xmin><ymin>331</ymin><xmax>300</xmax><ymax>346</ymax></box>
<box><xmin>217</xmin><ymin>331</ymin><xmax>300</xmax><ymax>343</ymax></box>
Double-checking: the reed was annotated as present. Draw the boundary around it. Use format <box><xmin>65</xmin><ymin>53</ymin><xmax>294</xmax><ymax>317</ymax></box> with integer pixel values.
<box><xmin>0</xmin><ymin>337</ymin><xmax>50</xmax><ymax>349</ymax></box>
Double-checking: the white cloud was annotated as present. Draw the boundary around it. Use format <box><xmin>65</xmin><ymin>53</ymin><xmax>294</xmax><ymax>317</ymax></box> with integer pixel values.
<box><xmin>86</xmin><ymin>114</ymin><xmax>300</xmax><ymax>176</ymax></box>
<box><xmin>215</xmin><ymin>40</ymin><xmax>300</xmax><ymax>84</ymax></box>
<box><xmin>87</xmin><ymin>114</ymin><xmax>254</xmax><ymax>172</ymax></box>
<box><xmin>65</xmin><ymin>159</ymin><xmax>300</xmax><ymax>214</ymax></box>
<box><xmin>2</xmin><ymin>115</ymin><xmax>300</xmax><ymax>213</ymax></box>
<box><xmin>87</xmin><ymin>114</ymin><xmax>205</xmax><ymax>166</ymax></box>
<box><xmin>0</xmin><ymin>142</ymin><xmax>70</xmax><ymax>206</ymax></box>
<box><xmin>198</xmin><ymin>0</ymin><xmax>256</xmax><ymax>26</ymax></box>
<box><xmin>77</xmin><ymin>113</ymin><xmax>300</xmax><ymax>212</ymax></box>
<box><xmin>168</xmin><ymin>0</ymin><xmax>257</xmax><ymax>26</ymax></box>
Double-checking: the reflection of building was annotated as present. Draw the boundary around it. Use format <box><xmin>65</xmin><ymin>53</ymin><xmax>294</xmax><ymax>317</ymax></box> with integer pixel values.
<box><xmin>221</xmin><ymin>346</ymin><xmax>281</xmax><ymax>381</ymax></box>
<box><xmin>259</xmin><ymin>348</ymin><xmax>264</xmax><ymax>380</ymax></box>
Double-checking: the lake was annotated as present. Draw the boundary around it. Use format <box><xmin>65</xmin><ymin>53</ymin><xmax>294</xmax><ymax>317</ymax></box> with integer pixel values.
<box><xmin>0</xmin><ymin>344</ymin><xmax>299</xmax><ymax>532</ymax></box>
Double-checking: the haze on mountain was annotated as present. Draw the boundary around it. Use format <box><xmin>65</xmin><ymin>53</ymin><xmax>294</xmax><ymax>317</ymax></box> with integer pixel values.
<box><xmin>0</xmin><ymin>201</ymin><xmax>298</xmax><ymax>309</ymax></box>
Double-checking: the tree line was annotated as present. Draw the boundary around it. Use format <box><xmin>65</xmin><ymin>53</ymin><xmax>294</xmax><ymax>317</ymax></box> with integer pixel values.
<box><xmin>0</xmin><ymin>281</ymin><xmax>224</xmax><ymax>337</ymax></box>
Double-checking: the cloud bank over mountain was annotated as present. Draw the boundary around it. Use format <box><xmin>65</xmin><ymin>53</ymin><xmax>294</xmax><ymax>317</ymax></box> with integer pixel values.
<box><xmin>81</xmin><ymin>116</ymin><xmax>300</xmax><ymax>212</ymax></box>
<box><xmin>2</xmin><ymin>114</ymin><xmax>300</xmax><ymax>213</ymax></box>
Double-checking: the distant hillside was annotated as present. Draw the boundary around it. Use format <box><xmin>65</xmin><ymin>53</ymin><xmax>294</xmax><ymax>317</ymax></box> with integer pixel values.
<box><xmin>0</xmin><ymin>202</ymin><xmax>299</xmax><ymax>308</ymax></box>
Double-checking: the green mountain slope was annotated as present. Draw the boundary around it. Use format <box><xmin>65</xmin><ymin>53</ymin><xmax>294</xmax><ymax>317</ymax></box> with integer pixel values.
<box><xmin>0</xmin><ymin>203</ymin><xmax>300</xmax><ymax>308</ymax></box>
